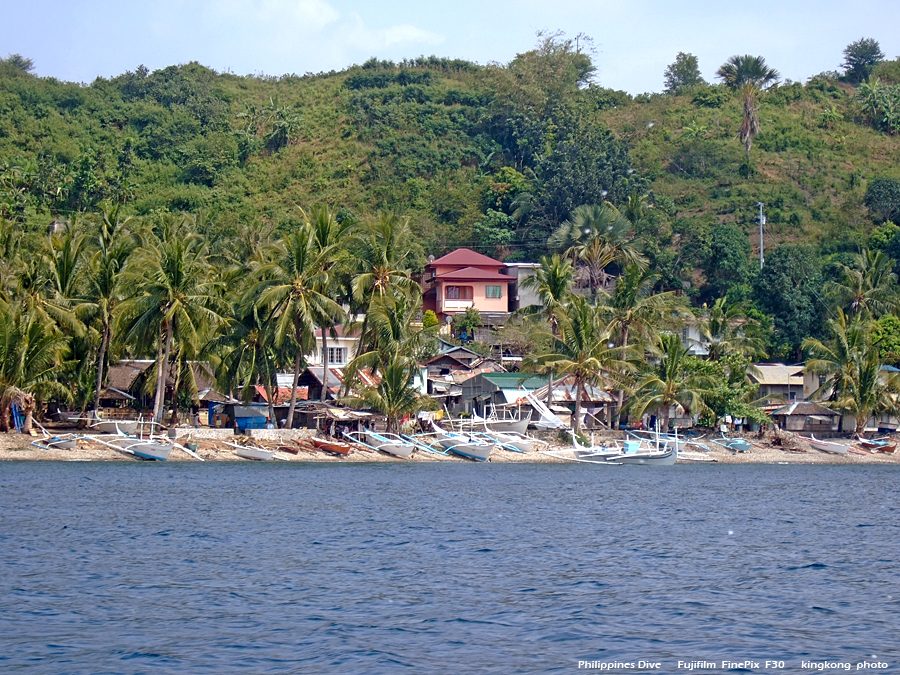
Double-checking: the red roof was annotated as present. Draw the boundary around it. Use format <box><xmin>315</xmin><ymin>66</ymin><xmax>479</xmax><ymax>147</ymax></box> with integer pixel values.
<box><xmin>429</xmin><ymin>248</ymin><xmax>504</xmax><ymax>268</ymax></box>
<box><xmin>435</xmin><ymin>267</ymin><xmax>512</xmax><ymax>282</ymax></box>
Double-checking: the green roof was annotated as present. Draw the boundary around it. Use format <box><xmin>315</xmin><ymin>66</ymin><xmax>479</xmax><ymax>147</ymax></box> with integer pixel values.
<box><xmin>481</xmin><ymin>372</ymin><xmax>548</xmax><ymax>390</ymax></box>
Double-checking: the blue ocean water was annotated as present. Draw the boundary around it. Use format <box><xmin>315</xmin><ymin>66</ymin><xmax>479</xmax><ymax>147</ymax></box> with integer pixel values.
<box><xmin>0</xmin><ymin>462</ymin><xmax>897</xmax><ymax>674</ymax></box>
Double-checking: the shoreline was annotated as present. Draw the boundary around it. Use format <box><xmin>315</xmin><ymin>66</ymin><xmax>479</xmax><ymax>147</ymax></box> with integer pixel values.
<box><xmin>2</xmin><ymin>428</ymin><xmax>899</xmax><ymax>465</ymax></box>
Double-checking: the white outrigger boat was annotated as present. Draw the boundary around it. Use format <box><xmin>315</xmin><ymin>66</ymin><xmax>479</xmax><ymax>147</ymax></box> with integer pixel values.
<box><xmin>475</xmin><ymin>429</ymin><xmax>545</xmax><ymax>453</ymax></box>
<box><xmin>31</xmin><ymin>433</ymin><xmax>79</xmax><ymax>450</ymax></box>
<box><xmin>795</xmin><ymin>433</ymin><xmax>850</xmax><ymax>455</ymax></box>
<box><xmin>343</xmin><ymin>430</ymin><xmax>415</xmax><ymax>459</ymax></box>
<box><xmin>87</xmin><ymin>434</ymin><xmax>174</xmax><ymax>461</ymax></box>
<box><xmin>225</xmin><ymin>441</ymin><xmax>276</xmax><ymax>461</ymax></box>
<box><xmin>450</xmin><ymin>405</ymin><xmax>532</xmax><ymax>435</ymax></box>
<box><xmin>426</xmin><ymin>424</ymin><xmax>494</xmax><ymax>461</ymax></box>
<box><xmin>89</xmin><ymin>419</ymin><xmax>141</xmax><ymax>435</ymax></box>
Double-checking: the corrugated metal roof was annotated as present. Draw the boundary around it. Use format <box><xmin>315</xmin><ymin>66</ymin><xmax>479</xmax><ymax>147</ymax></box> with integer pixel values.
<box><xmin>750</xmin><ymin>364</ymin><xmax>804</xmax><ymax>386</ymax></box>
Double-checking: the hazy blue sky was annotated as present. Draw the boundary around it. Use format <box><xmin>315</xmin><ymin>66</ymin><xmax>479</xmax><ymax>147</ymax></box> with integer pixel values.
<box><xmin>2</xmin><ymin>1</ymin><xmax>898</xmax><ymax>93</ymax></box>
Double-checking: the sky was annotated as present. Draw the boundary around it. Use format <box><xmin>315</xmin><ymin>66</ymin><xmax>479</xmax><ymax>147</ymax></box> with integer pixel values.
<box><xmin>2</xmin><ymin>1</ymin><xmax>899</xmax><ymax>93</ymax></box>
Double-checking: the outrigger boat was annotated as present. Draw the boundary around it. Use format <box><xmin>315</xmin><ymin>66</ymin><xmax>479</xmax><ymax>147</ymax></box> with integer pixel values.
<box><xmin>710</xmin><ymin>436</ymin><xmax>753</xmax><ymax>453</ymax></box>
<box><xmin>450</xmin><ymin>405</ymin><xmax>532</xmax><ymax>435</ymax></box>
<box><xmin>343</xmin><ymin>430</ymin><xmax>415</xmax><ymax>459</ymax></box>
<box><xmin>427</xmin><ymin>424</ymin><xmax>495</xmax><ymax>461</ymax></box>
<box><xmin>87</xmin><ymin>434</ymin><xmax>173</xmax><ymax>461</ymax></box>
<box><xmin>311</xmin><ymin>437</ymin><xmax>352</xmax><ymax>455</ymax></box>
<box><xmin>474</xmin><ymin>429</ymin><xmax>545</xmax><ymax>453</ymax></box>
<box><xmin>856</xmin><ymin>438</ymin><xmax>896</xmax><ymax>453</ymax></box>
<box><xmin>31</xmin><ymin>433</ymin><xmax>79</xmax><ymax>450</ymax></box>
<box><xmin>795</xmin><ymin>433</ymin><xmax>850</xmax><ymax>455</ymax></box>
<box><xmin>225</xmin><ymin>441</ymin><xmax>276</xmax><ymax>461</ymax></box>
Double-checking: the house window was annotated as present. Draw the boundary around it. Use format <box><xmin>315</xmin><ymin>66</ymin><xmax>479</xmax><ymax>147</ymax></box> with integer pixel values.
<box><xmin>323</xmin><ymin>347</ymin><xmax>347</xmax><ymax>364</ymax></box>
<box><xmin>485</xmin><ymin>285</ymin><xmax>502</xmax><ymax>299</ymax></box>
<box><xmin>446</xmin><ymin>286</ymin><xmax>473</xmax><ymax>299</ymax></box>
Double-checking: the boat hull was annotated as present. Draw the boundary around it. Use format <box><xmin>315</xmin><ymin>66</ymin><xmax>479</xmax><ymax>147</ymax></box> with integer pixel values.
<box><xmin>364</xmin><ymin>432</ymin><xmax>415</xmax><ymax>459</ymax></box>
<box><xmin>91</xmin><ymin>420</ymin><xmax>139</xmax><ymax>435</ymax></box>
<box><xmin>312</xmin><ymin>438</ymin><xmax>352</xmax><ymax>455</ymax></box>
<box><xmin>234</xmin><ymin>446</ymin><xmax>275</xmax><ymax>461</ymax></box>
<box><xmin>448</xmin><ymin>443</ymin><xmax>493</xmax><ymax>462</ymax></box>
<box><xmin>606</xmin><ymin>448</ymin><xmax>676</xmax><ymax>465</ymax></box>
<box><xmin>130</xmin><ymin>443</ymin><xmax>172</xmax><ymax>461</ymax></box>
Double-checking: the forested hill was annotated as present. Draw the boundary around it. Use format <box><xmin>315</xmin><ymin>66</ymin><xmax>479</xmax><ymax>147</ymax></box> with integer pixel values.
<box><xmin>2</xmin><ymin>38</ymin><xmax>900</xmax><ymax>355</ymax></box>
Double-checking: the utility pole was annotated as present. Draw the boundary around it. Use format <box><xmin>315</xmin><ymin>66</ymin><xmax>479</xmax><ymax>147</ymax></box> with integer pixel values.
<box><xmin>757</xmin><ymin>202</ymin><xmax>766</xmax><ymax>270</ymax></box>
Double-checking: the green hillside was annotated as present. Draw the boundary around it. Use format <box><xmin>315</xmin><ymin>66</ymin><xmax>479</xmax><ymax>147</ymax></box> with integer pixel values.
<box><xmin>3</xmin><ymin>38</ymin><xmax>900</xmax><ymax>358</ymax></box>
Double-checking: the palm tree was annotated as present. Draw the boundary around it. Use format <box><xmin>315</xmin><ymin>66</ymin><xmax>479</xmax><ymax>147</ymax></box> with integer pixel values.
<box><xmin>249</xmin><ymin>222</ymin><xmax>344</xmax><ymax>426</ymax></box>
<box><xmin>697</xmin><ymin>297</ymin><xmax>766</xmax><ymax>361</ymax></box>
<box><xmin>598</xmin><ymin>265</ymin><xmax>691</xmax><ymax>425</ymax></box>
<box><xmin>519</xmin><ymin>254</ymin><xmax>574</xmax><ymax>404</ymax></box>
<box><xmin>301</xmin><ymin>205</ymin><xmax>352</xmax><ymax>404</ymax></box>
<box><xmin>629</xmin><ymin>332</ymin><xmax>712</xmax><ymax>431</ymax></box>
<box><xmin>547</xmin><ymin>203</ymin><xmax>645</xmax><ymax>296</ymax></box>
<box><xmin>342</xmin><ymin>354</ymin><xmax>427</xmax><ymax>434</ymax></box>
<box><xmin>117</xmin><ymin>219</ymin><xmax>226</xmax><ymax>423</ymax></box>
<box><xmin>0</xmin><ymin>301</ymin><xmax>68</xmax><ymax>433</ymax></box>
<box><xmin>824</xmin><ymin>249</ymin><xmax>899</xmax><ymax>319</ymax></box>
<box><xmin>529</xmin><ymin>296</ymin><xmax>632</xmax><ymax>434</ymax></box>
<box><xmin>802</xmin><ymin>310</ymin><xmax>897</xmax><ymax>433</ymax></box>
<box><xmin>83</xmin><ymin>205</ymin><xmax>136</xmax><ymax>415</ymax></box>
<box><xmin>716</xmin><ymin>55</ymin><xmax>780</xmax><ymax>157</ymax></box>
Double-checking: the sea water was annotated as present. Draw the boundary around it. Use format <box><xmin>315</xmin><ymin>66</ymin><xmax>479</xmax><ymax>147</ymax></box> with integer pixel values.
<box><xmin>0</xmin><ymin>462</ymin><xmax>898</xmax><ymax>674</ymax></box>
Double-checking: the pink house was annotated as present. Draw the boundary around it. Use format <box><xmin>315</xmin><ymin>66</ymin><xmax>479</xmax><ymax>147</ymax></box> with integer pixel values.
<box><xmin>422</xmin><ymin>249</ymin><xmax>513</xmax><ymax>321</ymax></box>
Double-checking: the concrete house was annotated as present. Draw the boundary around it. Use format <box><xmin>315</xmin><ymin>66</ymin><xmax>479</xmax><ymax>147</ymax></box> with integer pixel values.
<box><xmin>422</xmin><ymin>248</ymin><xmax>514</xmax><ymax>323</ymax></box>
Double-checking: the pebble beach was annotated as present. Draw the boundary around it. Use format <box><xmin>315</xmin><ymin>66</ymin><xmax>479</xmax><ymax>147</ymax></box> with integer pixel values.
<box><xmin>2</xmin><ymin>427</ymin><xmax>899</xmax><ymax>465</ymax></box>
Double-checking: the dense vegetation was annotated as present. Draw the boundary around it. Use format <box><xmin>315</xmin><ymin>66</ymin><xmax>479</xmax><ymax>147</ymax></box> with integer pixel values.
<box><xmin>2</xmin><ymin>34</ymin><xmax>900</xmax><ymax>432</ymax></box>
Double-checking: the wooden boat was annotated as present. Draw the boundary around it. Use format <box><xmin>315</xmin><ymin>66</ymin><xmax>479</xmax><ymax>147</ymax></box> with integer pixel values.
<box><xmin>607</xmin><ymin>447</ymin><xmax>677</xmax><ymax>465</ymax></box>
<box><xmin>569</xmin><ymin>431</ymin><xmax>624</xmax><ymax>461</ymax></box>
<box><xmin>856</xmin><ymin>439</ymin><xmax>896</xmax><ymax>453</ymax></box>
<box><xmin>452</xmin><ymin>407</ymin><xmax>533</xmax><ymax>435</ymax></box>
<box><xmin>277</xmin><ymin>444</ymin><xmax>300</xmax><ymax>455</ymax></box>
<box><xmin>90</xmin><ymin>419</ymin><xmax>140</xmax><ymax>435</ymax></box>
<box><xmin>344</xmin><ymin>431</ymin><xmax>415</xmax><ymax>459</ymax></box>
<box><xmin>225</xmin><ymin>441</ymin><xmax>275</xmax><ymax>461</ymax></box>
<box><xmin>86</xmin><ymin>434</ymin><xmax>173</xmax><ymax>461</ymax></box>
<box><xmin>711</xmin><ymin>436</ymin><xmax>752</xmax><ymax>453</ymax></box>
<box><xmin>476</xmin><ymin>430</ymin><xmax>542</xmax><ymax>453</ymax></box>
<box><xmin>41</xmin><ymin>434</ymin><xmax>78</xmax><ymax>450</ymax></box>
<box><xmin>311</xmin><ymin>437</ymin><xmax>352</xmax><ymax>455</ymax></box>
<box><xmin>429</xmin><ymin>426</ymin><xmax>494</xmax><ymax>461</ymax></box>
<box><xmin>796</xmin><ymin>434</ymin><xmax>850</xmax><ymax>455</ymax></box>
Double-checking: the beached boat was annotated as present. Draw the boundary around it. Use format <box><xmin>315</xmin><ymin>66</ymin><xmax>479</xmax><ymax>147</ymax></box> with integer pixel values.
<box><xmin>711</xmin><ymin>436</ymin><xmax>753</xmax><ymax>453</ymax></box>
<box><xmin>31</xmin><ymin>434</ymin><xmax>79</xmax><ymax>451</ymax></box>
<box><xmin>429</xmin><ymin>425</ymin><xmax>494</xmax><ymax>461</ymax></box>
<box><xmin>856</xmin><ymin>439</ymin><xmax>896</xmax><ymax>453</ymax></box>
<box><xmin>451</xmin><ymin>406</ymin><xmax>532</xmax><ymax>435</ymax></box>
<box><xmin>607</xmin><ymin>446</ymin><xmax>677</xmax><ymax>465</ymax></box>
<box><xmin>86</xmin><ymin>434</ymin><xmax>173</xmax><ymax>461</ymax></box>
<box><xmin>225</xmin><ymin>441</ymin><xmax>276</xmax><ymax>461</ymax></box>
<box><xmin>796</xmin><ymin>434</ymin><xmax>850</xmax><ymax>455</ymax></box>
<box><xmin>569</xmin><ymin>431</ymin><xmax>625</xmax><ymax>461</ymax></box>
<box><xmin>311</xmin><ymin>437</ymin><xmax>352</xmax><ymax>455</ymax></box>
<box><xmin>343</xmin><ymin>431</ymin><xmax>415</xmax><ymax>459</ymax></box>
<box><xmin>476</xmin><ymin>430</ymin><xmax>543</xmax><ymax>453</ymax></box>
<box><xmin>90</xmin><ymin>419</ymin><xmax>140</xmax><ymax>435</ymax></box>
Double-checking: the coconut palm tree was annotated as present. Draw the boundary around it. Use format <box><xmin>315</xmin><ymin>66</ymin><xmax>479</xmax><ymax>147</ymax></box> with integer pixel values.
<box><xmin>802</xmin><ymin>310</ymin><xmax>898</xmax><ymax>433</ymax></box>
<box><xmin>248</xmin><ymin>222</ymin><xmax>344</xmax><ymax>426</ymax></box>
<box><xmin>301</xmin><ymin>205</ymin><xmax>353</xmax><ymax>404</ymax></box>
<box><xmin>716</xmin><ymin>55</ymin><xmax>780</xmax><ymax>157</ymax></box>
<box><xmin>598</xmin><ymin>265</ymin><xmax>691</xmax><ymax>425</ymax></box>
<box><xmin>697</xmin><ymin>297</ymin><xmax>766</xmax><ymax>361</ymax></box>
<box><xmin>341</xmin><ymin>354</ymin><xmax>427</xmax><ymax>434</ymax></box>
<box><xmin>0</xmin><ymin>301</ymin><xmax>69</xmax><ymax>432</ymax></box>
<box><xmin>519</xmin><ymin>254</ymin><xmax>575</xmax><ymax>404</ymax></box>
<box><xmin>117</xmin><ymin>219</ymin><xmax>226</xmax><ymax>423</ymax></box>
<box><xmin>629</xmin><ymin>332</ymin><xmax>713</xmax><ymax>431</ymax></box>
<box><xmin>529</xmin><ymin>295</ymin><xmax>633</xmax><ymax>434</ymax></box>
<box><xmin>83</xmin><ymin>205</ymin><xmax>137</xmax><ymax>415</ymax></box>
<box><xmin>824</xmin><ymin>249</ymin><xmax>899</xmax><ymax>319</ymax></box>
